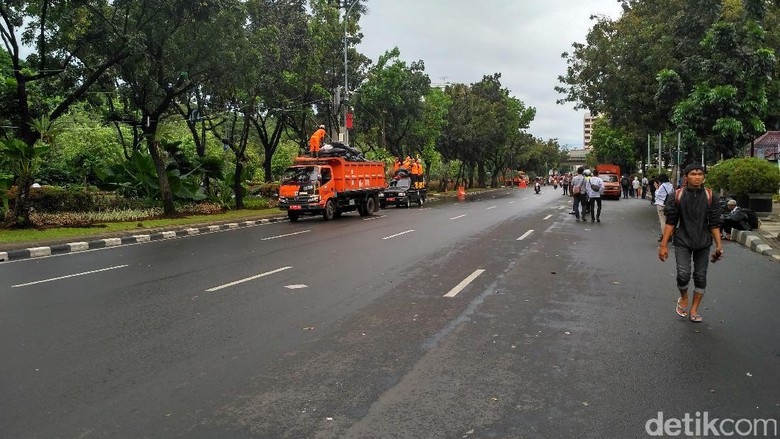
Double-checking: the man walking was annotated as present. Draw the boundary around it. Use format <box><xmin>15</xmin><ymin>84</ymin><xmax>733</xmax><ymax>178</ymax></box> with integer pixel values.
<box><xmin>570</xmin><ymin>167</ymin><xmax>587</xmax><ymax>222</ymax></box>
<box><xmin>653</xmin><ymin>174</ymin><xmax>674</xmax><ymax>241</ymax></box>
<box><xmin>658</xmin><ymin>164</ymin><xmax>723</xmax><ymax>323</ymax></box>
<box><xmin>621</xmin><ymin>174</ymin><xmax>630</xmax><ymax>199</ymax></box>
<box><xmin>586</xmin><ymin>168</ymin><xmax>604</xmax><ymax>222</ymax></box>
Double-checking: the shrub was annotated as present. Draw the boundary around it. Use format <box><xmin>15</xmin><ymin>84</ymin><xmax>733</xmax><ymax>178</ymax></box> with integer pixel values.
<box><xmin>248</xmin><ymin>182</ymin><xmax>280</xmax><ymax>198</ymax></box>
<box><xmin>707</xmin><ymin>157</ymin><xmax>780</xmax><ymax>195</ymax></box>
<box><xmin>242</xmin><ymin>197</ymin><xmax>273</xmax><ymax>210</ymax></box>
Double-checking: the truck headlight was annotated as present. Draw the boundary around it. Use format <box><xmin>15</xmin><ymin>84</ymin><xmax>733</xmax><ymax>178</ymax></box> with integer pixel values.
<box><xmin>378</xmin><ymin>193</ymin><xmax>384</xmax><ymax>198</ymax></box>
<box><xmin>398</xmin><ymin>192</ymin><xmax>405</xmax><ymax>196</ymax></box>
<box><xmin>308</xmin><ymin>195</ymin><xmax>320</xmax><ymax>202</ymax></box>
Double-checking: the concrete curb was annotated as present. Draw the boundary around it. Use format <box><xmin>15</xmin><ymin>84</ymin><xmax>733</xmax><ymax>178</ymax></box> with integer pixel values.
<box><xmin>732</xmin><ymin>229</ymin><xmax>780</xmax><ymax>261</ymax></box>
<box><xmin>0</xmin><ymin>217</ymin><xmax>288</xmax><ymax>263</ymax></box>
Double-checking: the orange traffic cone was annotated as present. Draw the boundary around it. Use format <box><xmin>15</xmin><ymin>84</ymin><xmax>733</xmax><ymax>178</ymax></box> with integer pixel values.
<box><xmin>457</xmin><ymin>185</ymin><xmax>466</xmax><ymax>200</ymax></box>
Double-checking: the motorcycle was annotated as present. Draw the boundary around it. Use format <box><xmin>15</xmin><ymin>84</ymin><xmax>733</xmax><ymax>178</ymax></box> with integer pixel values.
<box><xmin>534</xmin><ymin>181</ymin><xmax>541</xmax><ymax>194</ymax></box>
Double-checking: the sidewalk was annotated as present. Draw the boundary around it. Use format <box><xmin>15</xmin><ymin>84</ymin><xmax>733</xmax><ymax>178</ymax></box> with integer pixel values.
<box><xmin>730</xmin><ymin>201</ymin><xmax>780</xmax><ymax>262</ymax></box>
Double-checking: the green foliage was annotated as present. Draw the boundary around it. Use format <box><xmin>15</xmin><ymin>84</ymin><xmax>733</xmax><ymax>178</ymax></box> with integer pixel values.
<box><xmin>96</xmin><ymin>150</ymin><xmax>205</xmax><ymax>202</ymax></box>
<box><xmin>707</xmin><ymin>157</ymin><xmax>780</xmax><ymax>194</ymax></box>
<box><xmin>589</xmin><ymin>118</ymin><xmax>637</xmax><ymax>168</ymax></box>
<box><xmin>249</xmin><ymin>182</ymin><xmax>280</xmax><ymax>198</ymax></box>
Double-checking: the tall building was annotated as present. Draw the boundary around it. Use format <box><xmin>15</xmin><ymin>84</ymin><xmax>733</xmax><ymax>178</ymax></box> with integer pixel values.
<box><xmin>583</xmin><ymin>113</ymin><xmax>597</xmax><ymax>150</ymax></box>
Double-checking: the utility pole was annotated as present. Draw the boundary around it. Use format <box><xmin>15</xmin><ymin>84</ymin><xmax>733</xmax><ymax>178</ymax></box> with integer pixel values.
<box><xmin>343</xmin><ymin>0</ymin><xmax>359</xmax><ymax>146</ymax></box>
<box><xmin>657</xmin><ymin>133</ymin><xmax>662</xmax><ymax>170</ymax></box>
<box><xmin>647</xmin><ymin>134</ymin><xmax>651</xmax><ymax>171</ymax></box>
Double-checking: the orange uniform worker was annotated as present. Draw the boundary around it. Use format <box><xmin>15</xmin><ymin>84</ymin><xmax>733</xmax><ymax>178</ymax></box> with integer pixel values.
<box><xmin>309</xmin><ymin>125</ymin><xmax>326</xmax><ymax>156</ymax></box>
<box><xmin>403</xmin><ymin>156</ymin><xmax>411</xmax><ymax>170</ymax></box>
<box><xmin>411</xmin><ymin>158</ymin><xmax>424</xmax><ymax>188</ymax></box>
<box><xmin>393</xmin><ymin>157</ymin><xmax>401</xmax><ymax>173</ymax></box>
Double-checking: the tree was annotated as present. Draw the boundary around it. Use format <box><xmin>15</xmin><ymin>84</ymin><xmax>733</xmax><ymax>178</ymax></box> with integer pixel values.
<box><xmin>354</xmin><ymin>47</ymin><xmax>430</xmax><ymax>157</ymax></box>
<box><xmin>589</xmin><ymin>118</ymin><xmax>637</xmax><ymax>171</ymax></box>
<box><xmin>1</xmin><ymin>1</ymin><xmax>133</xmax><ymax>226</ymax></box>
<box><xmin>110</xmin><ymin>0</ymin><xmax>245</xmax><ymax>216</ymax></box>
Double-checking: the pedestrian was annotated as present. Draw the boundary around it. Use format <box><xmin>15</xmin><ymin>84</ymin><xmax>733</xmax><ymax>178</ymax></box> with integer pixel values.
<box><xmin>653</xmin><ymin>174</ymin><xmax>674</xmax><ymax>242</ymax></box>
<box><xmin>658</xmin><ymin>164</ymin><xmax>723</xmax><ymax>323</ymax></box>
<box><xmin>641</xmin><ymin>175</ymin><xmax>649</xmax><ymax>199</ymax></box>
<box><xmin>721</xmin><ymin>199</ymin><xmax>751</xmax><ymax>239</ymax></box>
<box><xmin>632</xmin><ymin>176</ymin><xmax>641</xmax><ymax>198</ymax></box>
<box><xmin>309</xmin><ymin>124</ymin><xmax>326</xmax><ymax>157</ymax></box>
<box><xmin>562</xmin><ymin>174</ymin><xmax>570</xmax><ymax>196</ymax></box>
<box><xmin>586</xmin><ymin>168</ymin><xmax>604</xmax><ymax>222</ymax></box>
<box><xmin>570</xmin><ymin>167</ymin><xmax>587</xmax><ymax>222</ymax></box>
<box><xmin>621</xmin><ymin>174</ymin><xmax>630</xmax><ymax>199</ymax></box>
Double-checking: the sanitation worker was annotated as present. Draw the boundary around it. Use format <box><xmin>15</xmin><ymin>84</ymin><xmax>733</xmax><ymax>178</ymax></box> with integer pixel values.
<box><xmin>309</xmin><ymin>125</ymin><xmax>326</xmax><ymax>157</ymax></box>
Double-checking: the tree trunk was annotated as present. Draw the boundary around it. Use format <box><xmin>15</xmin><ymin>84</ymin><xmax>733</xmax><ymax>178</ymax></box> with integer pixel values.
<box><xmin>146</xmin><ymin>135</ymin><xmax>176</xmax><ymax>217</ymax></box>
<box><xmin>9</xmin><ymin>173</ymin><xmax>32</xmax><ymax>227</ymax></box>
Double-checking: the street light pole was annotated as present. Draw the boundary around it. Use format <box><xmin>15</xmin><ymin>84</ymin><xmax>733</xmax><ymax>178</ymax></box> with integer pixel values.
<box><xmin>343</xmin><ymin>1</ymin><xmax>358</xmax><ymax>146</ymax></box>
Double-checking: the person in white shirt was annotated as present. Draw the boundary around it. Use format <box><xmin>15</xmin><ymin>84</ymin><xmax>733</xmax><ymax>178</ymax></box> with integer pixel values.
<box><xmin>641</xmin><ymin>176</ymin><xmax>649</xmax><ymax>199</ymax></box>
<box><xmin>632</xmin><ymin>176</ymin><xmax>641</xmax><ymax>198</ymax></box>
<box><xmin>585</xmin><ymin>169</ymin><xmax>605</xmax><ymax>222</ymax></box>
<box><xmin>653</xmin><ymin>174</ymin><xmax>674</xmax><ymax>241</ymax></box>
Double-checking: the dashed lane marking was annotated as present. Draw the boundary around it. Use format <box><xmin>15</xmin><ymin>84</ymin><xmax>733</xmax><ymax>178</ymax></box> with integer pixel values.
<box><xmin>486</xmin><ymin>206</ymin><xmax>497</xmax><ymax>210</ymax></box>
<box><xmin>450</xmin><ymin>215</ymin><xmax>466</xmax><ymax>220</ymax></box>
<box><xmin>206</xmin><ymin>266</ymin><xmax>292</xmax><ymax>292</ymax></box>
<box><xmin>261</xmin><ymin>230</ymin><xmax>311</xmax><ymax>241</ymax></box>
<box><xmin>544</xmin><ymin>214</ymin><xmax>552</xmax><ymax>220</ymax></box>
<box><xmin>443</xmin><ymin>269</ymin><xmax>486</xmax><ymax>298</ymax></box>
<box><xmin>381</xmin><ymin>230</ymin><xmax>415</xmax><ymax>240</ymax></box>
<box><xmin>12</xmin><ymin>265</ymin><xmax>129</xmax><ymax>288</ymax></box>
<box><xmin>516</xmin><ymin>229</ymin><xmax>534</xmax><ymax>241</ymax></box>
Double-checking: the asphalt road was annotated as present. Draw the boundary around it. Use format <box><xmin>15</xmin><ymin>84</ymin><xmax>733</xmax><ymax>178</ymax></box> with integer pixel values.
<box><xmin>1</xmin><ymin>187</ymin><xmax>778</xmax><ymax>439</ymax></box>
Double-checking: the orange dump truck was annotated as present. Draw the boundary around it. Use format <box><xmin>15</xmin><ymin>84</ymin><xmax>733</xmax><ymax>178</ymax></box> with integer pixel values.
<box><xmin>278</xmin><ymin>156</ymin><xmax>386</xmax><ymax>221</ymax></box>
<box><xmin>595</xmin><ymin>164</ymin><xmax>621</xmax><ymax>199</ymax></box>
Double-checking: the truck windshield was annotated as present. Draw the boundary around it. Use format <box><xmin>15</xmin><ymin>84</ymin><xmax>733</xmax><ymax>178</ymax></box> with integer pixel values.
<box><xmin>282</xmin><ymin>167</ymin><xmax>318</xmax><ymax>185</ymax></box>
<box><xmin>600</xmin><ymin>174</ymin><xmax>618</xmax><ymax>183</ymax></box>
<box><xmin>389</xmin><ymin>178</ymin><xmax>411</xmax><ymax>189</ymax></box>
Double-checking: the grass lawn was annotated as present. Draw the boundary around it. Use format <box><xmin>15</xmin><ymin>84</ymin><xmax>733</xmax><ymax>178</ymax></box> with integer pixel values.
<box><xmin>0</xmin><ymin>208</ymin><xmax>281</xmax><ymax>244</ymax></box>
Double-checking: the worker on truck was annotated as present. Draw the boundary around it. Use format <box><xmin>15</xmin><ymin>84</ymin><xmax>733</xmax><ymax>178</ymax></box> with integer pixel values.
<box><xmin>309</xmin><ymin>125</ymin><xmax>326</xmax><ymax>157</ymax></box>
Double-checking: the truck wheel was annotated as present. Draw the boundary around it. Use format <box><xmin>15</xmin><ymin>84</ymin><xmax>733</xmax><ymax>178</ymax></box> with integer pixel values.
<box><xmin>357</xmin><ymin>203</ymin><xmax>367</xmax><ymax>216</ymax></box>
<box><xmin>405</xmin><ymin>198</ymin><xmax>411</xmax><ymax>208</ymax></box>
<box><xmin>288</xmin><ymin>211</ymin><xmax>300</xmax><ymax>222</ymax></box>
<box><xmin>364</xmin><ymin>196</ymin><xmax>376</xmax><ymax>216</ymax></box>
<box><xmin>323</xmin><ymin>200</ymin><xmax>335</xmax><ymax>221</ymax></box>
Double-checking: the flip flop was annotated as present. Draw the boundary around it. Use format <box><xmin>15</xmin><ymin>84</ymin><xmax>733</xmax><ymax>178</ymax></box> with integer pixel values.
<box><xmin>676</xmin><ymin>298</ymin><xmax>689</xmax><ymax>318</ymax></box>
<box><xmin>689</xmin><ymin>314</ymin><xmax>702</xmax><ymax>323</ymax></box>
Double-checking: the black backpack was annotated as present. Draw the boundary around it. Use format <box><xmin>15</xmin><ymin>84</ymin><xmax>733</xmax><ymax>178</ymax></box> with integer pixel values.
<box><xmin>742</xmin><ymin>208</ymin><xmax>759</xmax><ymax>230</ymax></box>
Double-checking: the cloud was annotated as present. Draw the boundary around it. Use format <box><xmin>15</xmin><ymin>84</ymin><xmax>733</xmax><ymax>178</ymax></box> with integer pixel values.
<box><xmin>356</xmin><ymin>0</ymin><xmax>624</xmax><ymax>148</ymax></box>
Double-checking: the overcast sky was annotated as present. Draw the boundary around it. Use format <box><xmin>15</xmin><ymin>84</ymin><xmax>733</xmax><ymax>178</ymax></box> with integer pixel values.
<box><xmin>356</xmin><ymin>0</ymin><xmax>625</xmax><ymax>149</ymax></box>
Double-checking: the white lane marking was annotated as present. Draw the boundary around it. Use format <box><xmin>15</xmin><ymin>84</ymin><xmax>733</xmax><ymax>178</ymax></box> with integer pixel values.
<box><xmin>450</xmin><ymin>215</ymin><xmax>466</xmax><ymax>220</ymax></box>
<box><xmin>285</xmin><ymin>284</ymin><xmax>308</xmax><ymax>289</ymax></box>
<box><xmin>509</xmin><ymin>201</ymin><xmax>516</xmax><ymax>204</ymax></box>
<box><xmin>486</xmin><ymin>206</ymin><xmax>497</xmax><ymax>210</ymax></box>
<box><xmin>444</xmin><ymin>269</ymin><xmax>486</xmax><ymax>298</ymax></box>
<box><xmin>558</xmin><ymin>206</ymin><xmax>566</xmax><ymax>210</ymax></box>
<box><xmin>523</xmin><ymin>197</ymin><xmax>528</xmax><ymax>200</ymax></box>
<box><xmin>381</xmin><ymin>229</ymin><xmax>415</xmax><ymax>240</ymax></box>
<box><xmin>544</xmin><ymin>214</ymin><xmax>552</xmax><ymax>220</ymax></box>
<box><xmin>261</xmin><ymin>230</ymin><xmax>311</xmax><ymax>241</ymax></box>
<box><xmin>206</xmin><ymin>266</ymin><xmax>292</xmax><ymax>292</ymax></box>
<box><xmin>12</xmin><ymin>265</ymin><xmax>129</xmax><ymax>288</ymax></box>
<box><xmin>516</xmin><ymin>229</ymin><xmax>534</xmax><ymax>241</ymax></box>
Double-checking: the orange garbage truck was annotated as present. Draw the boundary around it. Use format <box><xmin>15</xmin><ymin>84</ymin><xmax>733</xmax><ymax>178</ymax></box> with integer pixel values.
<box><xmin>278</xmin><ymin>156</ymin><xmax>386</xmax><ymax>222</ymax></box>
<box><xmin>595</xmin><ymin>164</ymin><xmax>621</xmax><ymax>199</ymax></box>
